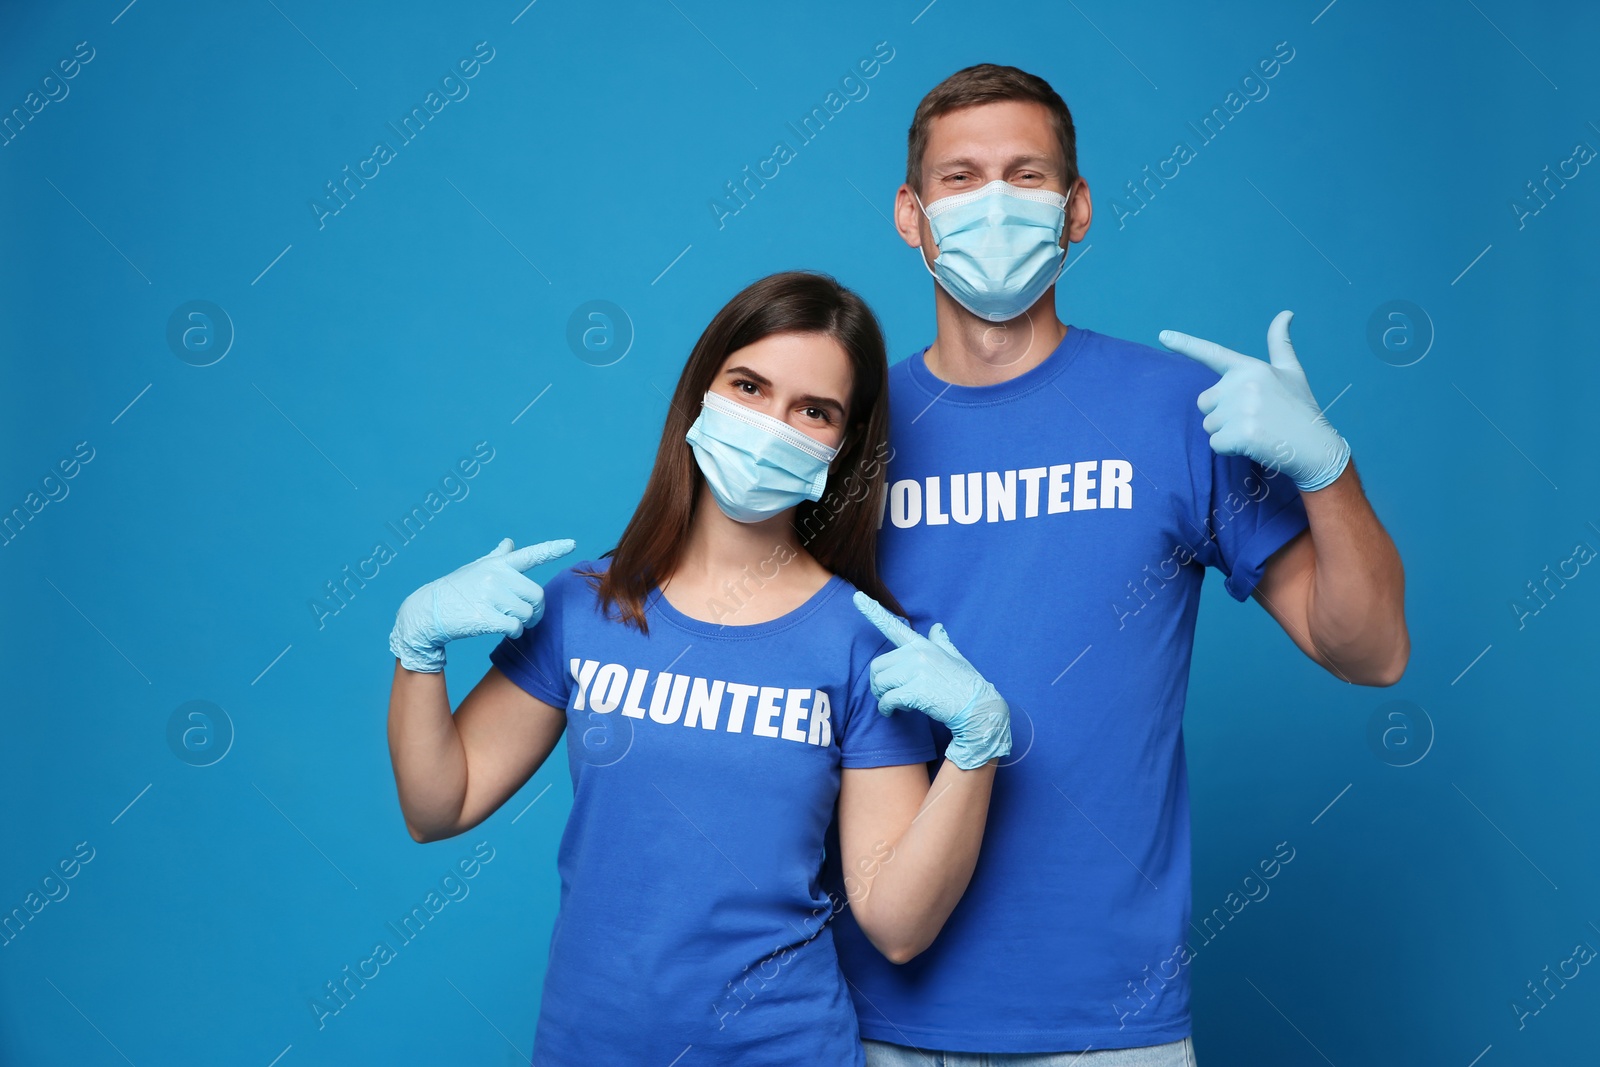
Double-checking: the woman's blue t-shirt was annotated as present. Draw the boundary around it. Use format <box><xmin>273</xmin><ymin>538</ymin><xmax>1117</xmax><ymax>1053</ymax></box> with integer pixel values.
<box><xmin>489</xmin><ymin>558</ymin><xmax>935</xmax><ymax>1066</ymax></box>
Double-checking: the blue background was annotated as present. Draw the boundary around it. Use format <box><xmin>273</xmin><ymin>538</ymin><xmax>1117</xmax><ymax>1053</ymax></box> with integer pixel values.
<box><xmin>3</xmin><ymin>1</ymin><xmax>1597</xmax><ymax>1064</ymax></box>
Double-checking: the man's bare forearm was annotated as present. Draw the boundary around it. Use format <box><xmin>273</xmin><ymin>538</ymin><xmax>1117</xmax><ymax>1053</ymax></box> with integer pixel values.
<box><xmin>1300</xmin><ymin>461</ymin><xmax>1409</xmax><ymax>684</ymax></box>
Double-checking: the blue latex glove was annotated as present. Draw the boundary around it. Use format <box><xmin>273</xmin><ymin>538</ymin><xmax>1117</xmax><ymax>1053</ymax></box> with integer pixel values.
<box><xmin>1158</xmin><ymin>310</ymin><xmax>1351</xmax><ymax>492</ymax></box>
<box><xmin>389</xmin><ymin>537</ymin><xmax>575</xmax><ymax>673</ymax></box>
<box><xmin>853</xmin><ymin>591</ymin><xmax>1011</xmax><ymax>771</ymax></box>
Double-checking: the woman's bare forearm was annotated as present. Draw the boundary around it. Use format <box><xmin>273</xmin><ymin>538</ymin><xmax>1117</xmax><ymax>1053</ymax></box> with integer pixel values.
<box><xmin>387</xmin><ymin>661</ymin><xmax>469</xmax><ymax>842</ymax></box>
<box><xmin>849</xmin><ymin>758</ymin><xmax>995</xmax><ymax>963</ymax></box>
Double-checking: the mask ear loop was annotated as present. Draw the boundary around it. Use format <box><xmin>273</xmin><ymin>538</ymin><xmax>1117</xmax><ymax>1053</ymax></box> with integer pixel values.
<box><xmin>910</xmin><ymin>188</ymin><xmax>940</xmax><ymax>281</ymax></box>
<box><xmin>1044</xmin><ymin>178</ymin><xmax>1080</xmax><ymax>288</ymax></box>
<box><xmin>800</xmin><ymin>427</ymin><xmax>843</xmax><ymax>507</ymax></box>
<box><xmin>833</xmin><ymin>424</ymin><xmax>853</xmax><ymax>469</ymax></box>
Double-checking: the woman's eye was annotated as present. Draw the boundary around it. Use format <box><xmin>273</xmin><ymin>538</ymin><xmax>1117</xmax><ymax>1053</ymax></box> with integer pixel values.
<box><xmin>803</xmin><ymin>406</ymin><xmax>833</xmax><ymax>424</ymax></box>
<box><xmin>734</xmin><ymin>380</ymin><xmax>758</xmax><ymax>395</ymax></box>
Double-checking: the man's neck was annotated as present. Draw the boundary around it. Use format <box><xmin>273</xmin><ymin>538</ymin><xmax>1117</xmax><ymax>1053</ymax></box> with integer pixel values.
<box><xmin>924</xmin><ymin>288</ymin><xmax>1068</xmax><ymax>388</ymax></box>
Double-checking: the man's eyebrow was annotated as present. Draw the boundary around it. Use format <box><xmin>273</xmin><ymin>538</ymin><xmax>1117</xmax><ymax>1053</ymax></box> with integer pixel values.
<box><xmin>930</xmin><ymin>154</ymin><xmax>1058</xmax><ymax>172</ymax></box>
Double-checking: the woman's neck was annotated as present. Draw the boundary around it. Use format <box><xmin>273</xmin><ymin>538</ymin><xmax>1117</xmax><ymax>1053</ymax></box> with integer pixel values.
<box><xmin>660</xmin><ymin>484</ymin><xmax>830</xmax><ymax>624</ymax></box>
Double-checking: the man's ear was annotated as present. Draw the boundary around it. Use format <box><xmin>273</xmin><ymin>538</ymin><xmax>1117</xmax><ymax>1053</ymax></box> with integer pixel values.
<box><xmin>1066</xmin><ymin>177</ymin><xmax>1092</xmax><ymax>244</ymax></box>
<box><xmin>894</xmin><ymin>183</ymin><xmax>929</xmax><ymax>253</ymax></box>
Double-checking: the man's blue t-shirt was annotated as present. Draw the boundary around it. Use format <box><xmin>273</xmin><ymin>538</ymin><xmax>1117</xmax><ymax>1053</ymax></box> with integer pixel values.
<box><xmin>489</xmin><ymin>559</ymin><xmax>936</xmax><ymax>1066</ymax></box>
<box><xmin>827</xmin><ymin>326</ymin><xmax>1311</xmax><ymax>1052</ymax></box>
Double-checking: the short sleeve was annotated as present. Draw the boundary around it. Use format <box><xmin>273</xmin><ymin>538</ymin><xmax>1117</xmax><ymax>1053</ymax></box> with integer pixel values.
<box><xmin>837</xmin><ymin>631</ymin><xmax>938</xmax><ymax>769</ymax></box>
<box><xmin>1193</xmin><ymin>447</ymin><xmax>1311</xmax><ymax>602</ymax></box>
<box><xmin>488</xmin><ymin>566</ymin><xmax>578</xmax><ymax>708</ymax></box>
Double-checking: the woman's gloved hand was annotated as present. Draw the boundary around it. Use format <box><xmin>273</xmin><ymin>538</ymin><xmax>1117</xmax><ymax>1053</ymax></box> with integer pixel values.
<box><xmin>853</xmin><ymin>591</ymin><xmax>1012</xmax><ymax>770</ymax></box>
<box><xmin>389</xmin><ymin>537</ymin><xmax>575</xmax><ymax>673</ymax></box>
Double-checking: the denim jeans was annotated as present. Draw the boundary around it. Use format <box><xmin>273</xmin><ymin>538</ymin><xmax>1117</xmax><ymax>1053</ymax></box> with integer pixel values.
<box><xmin>863</xmin><ymin>1036</ymin><xmax>1197</xmax><ymax>1067</ymax></box>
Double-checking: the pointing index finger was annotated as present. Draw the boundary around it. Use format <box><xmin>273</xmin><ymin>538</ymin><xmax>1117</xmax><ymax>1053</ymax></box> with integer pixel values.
<box><xmin>506</xmin><ymin>538</ymin><xmax>577</xmax><ymax>573</ymax></box>
<box><xmin>853</xmin><ymin>590</ymin><xmax>919</xmax><ymax>649</ymax></box>
<box><xmin>1158</xmin><ymin>329</ymin><xmax>1251</xmax><ymax>376</ymax></box>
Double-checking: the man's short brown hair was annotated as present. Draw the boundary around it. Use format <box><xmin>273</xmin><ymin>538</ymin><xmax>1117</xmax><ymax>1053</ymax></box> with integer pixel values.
<box><xmin>905</xmin><ymin>64</ymin><xmax>1078</xmax><ymax>192</ymax></box>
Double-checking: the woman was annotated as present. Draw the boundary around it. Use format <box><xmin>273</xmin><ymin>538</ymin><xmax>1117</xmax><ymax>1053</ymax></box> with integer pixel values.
<box><xmin>386</xmin><ymin>271</ymin><xmax>1011</xmax><ymax>1065</ymax></box>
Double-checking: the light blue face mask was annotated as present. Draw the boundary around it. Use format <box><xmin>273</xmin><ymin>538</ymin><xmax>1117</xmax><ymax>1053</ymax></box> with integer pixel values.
<box><xmin>914</xmin><ymin>179</ymin><xmax>1076</xmax><ymax>322</ymax></box>
<box><xmin>684</xmin><ymin>390</ymin><xmax>840</xmax><ymax>523</ymax></box>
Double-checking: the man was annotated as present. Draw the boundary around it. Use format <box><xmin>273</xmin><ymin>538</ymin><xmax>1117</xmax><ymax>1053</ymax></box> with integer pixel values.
<box><xmin>830</xmin><ymin>64</ymin><xmax>1408</xmax><ymax>1065</ymax></box>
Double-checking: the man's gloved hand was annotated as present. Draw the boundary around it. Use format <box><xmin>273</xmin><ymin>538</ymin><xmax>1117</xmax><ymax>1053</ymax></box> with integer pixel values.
<box><xmin>389</xmin><ymin>537</ymin><xmax>575</xmax><ymax>673</ymax></box>
<box><xmin>1158</xmin><ymin>309</ymin><xmax>1351</xmax><ymax>492</ymax></box>
<box><xmin>853</xmin><ymin>591</ymin><xmax>1011</xmax><ymax>771</ymax></box>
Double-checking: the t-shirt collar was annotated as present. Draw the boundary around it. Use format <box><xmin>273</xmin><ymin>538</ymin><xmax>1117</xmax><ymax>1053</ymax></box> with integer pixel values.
<box><xmin>905</xmin><ymin>324</ymin><xmax>1089</xmax><ymax>406</ymax></box>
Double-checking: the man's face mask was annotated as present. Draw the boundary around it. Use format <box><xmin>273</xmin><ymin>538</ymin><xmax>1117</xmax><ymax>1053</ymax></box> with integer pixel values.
<box><xmin>913</xmin><ymin>178</ymin><xmax>1077</xmax><ymax>323</ymax></box>
<box><xmin>685</xmin><ymin>390</ymin><xmax>839</xmax><ymax>523</ymax></box>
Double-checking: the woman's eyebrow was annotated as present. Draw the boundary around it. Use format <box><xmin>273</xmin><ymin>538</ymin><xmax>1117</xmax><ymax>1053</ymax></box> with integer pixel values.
<box><xmin>797</xmin><ymin>393</ymin><xmax>846</xmax><ymax>417</ymax></box>
<box><xmin>729</xmin><ymin>369</ymin><xmax>851</xmax><ymax>415</ymax></box>
<box><xmin>723</xmin><ymin>365</ymin><xmax>772</xmax><ymax>386</ymax></box>
<box><xmin>724</xmin><ymin>366</ymin><xmax>845</xmax><ymax>416</ymax></box>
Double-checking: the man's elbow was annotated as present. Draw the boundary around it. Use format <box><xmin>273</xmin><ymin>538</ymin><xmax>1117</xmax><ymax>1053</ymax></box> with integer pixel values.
<box><xmin>1375</xmin><ymin>644</ymin><xmax>1410</xmax><ymax>686</ymax></box>
<box><xmin>1372</xmin><ymin>623</ymin><xmax>1411</xmax><ymax>685</ymax></box>
<box><xmin>1341</xmin><ymin>633</ymin><xmax>1410</xmax><ymax>687</ymax></box>
<box><xmin>1370</xmin><ymin>652</ymin><xmax>1408</xmax><ymax>687</ymax></box>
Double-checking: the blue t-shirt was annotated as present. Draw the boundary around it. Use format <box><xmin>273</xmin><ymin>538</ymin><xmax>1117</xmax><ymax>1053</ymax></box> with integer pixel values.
<box><xmin>490</xmin><ymin>559</ymin><xmax>936</xmax><ymax>1066</ymax></box>
<box><xmin>826</xmin><ymin>326</ymin><xmax>1311</xmax><ymax>1052</ymax></box>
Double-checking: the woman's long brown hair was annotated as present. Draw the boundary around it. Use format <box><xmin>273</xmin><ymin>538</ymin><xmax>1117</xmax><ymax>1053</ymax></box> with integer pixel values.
<box><xmin>578</xmin><ymin>270</ymin><xmax>905</xmax><ymax>634</ymax></box>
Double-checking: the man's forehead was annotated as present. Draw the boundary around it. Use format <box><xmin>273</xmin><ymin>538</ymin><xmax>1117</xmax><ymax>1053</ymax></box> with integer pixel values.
<box><xmin>923</xmin><ymin>102</ymin><xmax>1060</xmax><ymax>166</ymax></box>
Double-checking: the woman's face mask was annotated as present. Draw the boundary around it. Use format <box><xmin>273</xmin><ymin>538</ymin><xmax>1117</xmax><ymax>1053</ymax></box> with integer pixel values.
<box><xmin>685</xmin><ymin>390</ymin><xmax>840</xmax><ymax>523</ymax></box>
